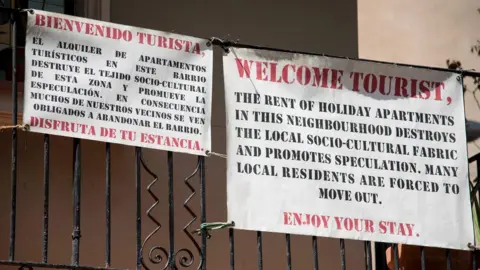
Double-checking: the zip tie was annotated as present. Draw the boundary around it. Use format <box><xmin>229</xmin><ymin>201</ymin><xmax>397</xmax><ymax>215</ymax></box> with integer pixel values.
<box><xmin>205</xmin><ymin>151</ymin><xmax>227</xmax><ymax>159</ymax></box>
<box><xmin>468</xmin><ymin>243</ymin><xmax>480</xmax><ymax>250</ymax></box>
<box><xmin>20</xmin><ymin>9</ymin><xmax>34</xmax><ymax>14</ymax></box>
<box><xmin>206</xmin><ymin>37</ymin><xmax>230</xmax><ymax>53</ymax></box>
<box><xmin>192</xmin><ymin>221</ymin><xmax>235</xmax><ymax>239</ymax></box>
<box><xmin>0</xmin><ymin>124</ymin><xmax>30</xmax><ymax>132</ymax></box>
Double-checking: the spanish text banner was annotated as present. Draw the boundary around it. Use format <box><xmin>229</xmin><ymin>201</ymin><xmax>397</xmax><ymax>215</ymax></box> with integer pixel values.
<box><xmin>24</xmin><ymin>10</ymin><xmax>212</xmax><ymax>156</ymax></box>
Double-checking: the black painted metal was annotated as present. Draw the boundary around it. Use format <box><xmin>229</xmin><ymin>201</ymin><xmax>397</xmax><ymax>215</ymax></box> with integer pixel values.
<box><xmin>446</xmin><ymin>249</ymin><xmax>452</xmax><ymax>270</ymax></box>
<box><xmin>3</xmin><ymin>7</ymin><xmax>480</xmax><ymax>270</ymax></box>
<box><xmin>393</xmin><ymin>244</ymin><xmax>399</xmax><ymax>270</ymax></box>
<box><xmin>72</xmin><ymin>138</ymin><xmax>82</xmax><ymax>266</ymax></box>
<box><xmin>312</xmin><ymin>237</ymin><xmax>319</xmax><ymax>270</ymax></box>
<box><xmin>199</xmin><ymin>156</ymin><xmax>207</xmax><ymax>270</ymax></box>
<box><xmin>257</xmin><ymin>231</ymin><xmax>263</xmax><ymax>270</ymax></box>
<box><xmin>286</xmin><ymin>234</ymin><xmax>292</xmax><ymax>270</ymax></box>
<box><xmin>473</xmin><ymin>250</ymin><xmax>477</xmax><ymax>270</ymax></box>
<box><xmin>229</xmin><ymin>228</ymin><xmax>235</xmax><ymax>270</ymax></box>
<box><xmin>42</xmin><ymin>134</ymin><xmax>50</xmax><ymax>263</ymax></box>
<box><xmin>364</xmin><ymin>241</ymin><xmax>372</xmax><ymax>270</ymax></box>
<box><xmin>9</xmin><ymin>7</ymin><xmax>17</xmax><ymax>263</ymax></box>
<box><xmin>421</xmin><ymin>246</ymin><xmax>426</xmax><ymax>270</ymax></box>
<box><xmin>135</xmin><ymin>147</ymin><xmax>142</xmax><ymax>270</ymax></box>
<box><xmin>106</xmin><ymin>143</ymin><xmax>112</xmax><ymax>267</ymax></box>
<box><xmin>140</xmin><ymin>152</ymin><xmax>168</xmax><ymax>270</ymax></box>
<box><xmin>340</xmin><ymin>239</ymin><xmax>346</xmax><ymax>270</ymax></box>
<box><xmin>168</xmin><ymin>151</ymin><xmax>174</xmax><ymax>270</ymax></box>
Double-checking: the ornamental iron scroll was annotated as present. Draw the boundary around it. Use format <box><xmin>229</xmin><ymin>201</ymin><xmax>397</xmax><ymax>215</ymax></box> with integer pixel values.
<box><xmin>139</xmin><ymin>152</ymin><xmax>205</xmax><ymax>270</ymax></box>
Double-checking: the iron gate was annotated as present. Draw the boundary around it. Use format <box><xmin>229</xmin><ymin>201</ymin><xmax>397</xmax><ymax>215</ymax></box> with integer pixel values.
<box><xmin>1</xmin><ymin>6</ymin><xmax>480</xmax><ymax>270</ymax></box>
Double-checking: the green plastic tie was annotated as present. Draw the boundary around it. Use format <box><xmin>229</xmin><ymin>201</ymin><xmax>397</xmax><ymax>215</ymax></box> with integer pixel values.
<box><xmin>192</xmin><ymin>221</ymin><xmax>235</xmax><ymax>239</ymax></box>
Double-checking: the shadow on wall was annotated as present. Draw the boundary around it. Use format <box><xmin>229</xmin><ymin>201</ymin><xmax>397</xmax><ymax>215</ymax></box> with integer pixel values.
<box><xmin>0</xmin><ymin>0</ymin><xmax>360</xmax><ymax>269</ymax></box>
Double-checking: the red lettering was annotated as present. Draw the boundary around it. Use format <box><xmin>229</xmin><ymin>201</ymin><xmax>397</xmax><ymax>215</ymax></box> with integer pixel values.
<box><xmin>418</xmin><ymin>81</ymin><xmax>431</xmax><ymax>99</ymax></box>
<box><xmin>140</xmin><ymin>133</ymin><xmax>200</xmax><ymax>150</ymax></box>
<box><xmin>379</xmin><ymin>75</ymin><xmax>393</xmax><ymax>95</ymax></box>
<box><xmin>297</xmin><ymin>66</ymin><xmax>312</xmax><ymax>85</ymax></box>
<box><xmin>344</xmin><ymin>218</ymin><xmax>353</xmax><ymax>231</ymax></box>
<box><xmin>85</xmin><ymin>23</ymin><xmax>95</xmax><ymax>35</ymax></box>
<box><xmin>332</xmin><ymin>70</ymin><xmax>343</xmax><ymax>90</ymax></box>
<box><xmin>283</xmin><ymin>212</ymin><xmax>292</xmax><ymax>225</ymax></box>
<box><xmin>379</xmin><ymin>221</ymin><xmax>387</xmax><ymax>234</ymax></box>
<box><xmin>35</xmin><ymin>14</ymin><xmax>134</xmax><ymax>43</ymax></box>
<box><xmin>312</xmin><ymin>68</ymin><xmax>329</xmax><ymax>88</ymax></box>
<box><xmin>350</xmin><ymin>72</ymin><xmax>363</xmax><ymax>92</ymax></box>
<box><xmin>27</xmin><ymin>117</ymin><xmax>95</xmax><ymax>135</ymax></box>
<box><xmin>363</xmin><ymin>73</ymin><xmax>377</xmax><ymax>93</ymax></box>
<box><xmin>35</xmin><ymin>14</ymin><xmax>46</xmax><ymax>26</ymax></box>
<box><xmin>256</xmin><ymin>62</ymin><xmax>268</xmax><ymax>81</ymax></box>
<box><xmin>311</xmin><ymin>215</ymin><xmax>321</xmax><ymax>227</ymax></box>
<box><xmin>334</xmin><ymin>216</ymin><xmax>343</xmax><ymax>229</ymax></box>
<box><xmin>410</xmin><ymin>79</ymin><xmax>418</xmax><ymax>98</ymax></box>
<box><xmin>282</xmin><ymin>64</ymin><xmax>295</xmax><ymax>84</ymax></box>
<box><xmin>293</xmin><ymin>213</ymin><xmax>303</xmax><ymax>225</ymax></box>
<box><xmin>433</xmin><ymin>82</ymin><xmax>444</xmax><ymax>101</ymax></box>
<box><xmin>269</xmin><ymin>63</ymin><xmax>282</xmax><ymax>83</ymax></box>
<box><xmin>235</xmin><ymin>59</ymin><xmax>253</xmax><ymax>78</ymax></box>
<box><xmin>365</xmin><ymin>219</ymin><xmax>375</xmax><ymax>233</ymax></box>
<box><xmin>53</xmin><ymin>17</ymin><xmax>63</xmax><ymax>29</ymax></box>
<box><xmin>30</xmin><ymin>116</ymin><xmax>39</xmax><ymax>126</ymax></box>
<box><xmin>394</xmin><ymin>77</ymin><xmax>409</xmax><ymax>97</ymax></box>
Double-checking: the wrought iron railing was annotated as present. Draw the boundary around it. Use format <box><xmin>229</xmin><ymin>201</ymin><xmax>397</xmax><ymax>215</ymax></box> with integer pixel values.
<box><xmin>1</xmin><ymin>6</ymin><xmax>480</xmax><ymax>270</ymax></box>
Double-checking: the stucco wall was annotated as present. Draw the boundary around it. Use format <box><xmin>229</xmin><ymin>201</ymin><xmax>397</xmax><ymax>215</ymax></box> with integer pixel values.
<box><xmin>358</xmin><ymin>0</ymin><xmax>480</xmax><ymax>159</ymax></box>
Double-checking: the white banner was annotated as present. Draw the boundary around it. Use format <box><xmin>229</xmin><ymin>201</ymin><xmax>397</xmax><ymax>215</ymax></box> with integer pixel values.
<box><xmin>24</xmin><ymin>10</ymin><xmax>212</xmax><ymax>156</ymax></box>
<box><xmin>223</xmin><ymin>48</ymin><xmax>473</xmax><ymax>250</ymax></box>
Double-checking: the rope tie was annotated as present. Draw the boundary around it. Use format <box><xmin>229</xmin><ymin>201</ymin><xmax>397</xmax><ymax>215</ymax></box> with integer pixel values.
<box><xmin>0</xmin><ymin>124</ymin><xmax>30</xmax><ymax>132</ymax></box>
<box><xmin>468</xmin><ymin>243</ymin><xmax>480</xmax><ymax>250</ymax></box>
<box><xmin>206</xmin><ymin>37</ymin><xmax>231</xmax><ymax>53</ymax></box>
<box><xmin>206</xmin><ymin>151</ymin><xmax>227</xmax><ymax>159</ymax></box>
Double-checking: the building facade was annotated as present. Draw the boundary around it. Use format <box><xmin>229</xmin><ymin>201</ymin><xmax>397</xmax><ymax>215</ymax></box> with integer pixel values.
<box><xmin>0</xmin><ymin>0</ymin><xmax>478</xmax><ymax>269</ymax></box>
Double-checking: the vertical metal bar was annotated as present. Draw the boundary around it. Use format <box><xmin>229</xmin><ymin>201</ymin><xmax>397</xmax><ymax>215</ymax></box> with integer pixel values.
<box><xmin>167</xmin><ymin>151</ymin><xmax>174</xmax><ymax>270</ymax></box>
<box><xmin>474</xmin><ymin>156</ymin><xmax>480</xmax><ymax>270</ymax></box>
<box><xmin>105</xmin><ymin>143</ymin><xmax>111</xmax><ymax>267</ymax></box>
<box><xmin>200</xmin><ymin>156</ymin><xmax>207</xmax><ymax>270</ymax></box>
<box><xmin>257</xmin><ymin>232</ymin><xmax>263</xmax><ymax>270</ymax></box>
<box><xmin>473</xmin><ymin>250</ymin><xmax>477</xmax><ymax>270</ymax></box>
<box><xmin>135</xmin><ymin>147</ymin><xmax>142</xmax><ymax>270</ymax></box>
<box><xmin>229</xmin><ymin>228</ymin><xmax>235</xmax><ymax>270</ymax></box>
<box><xmin>71</xmin><ymin>138</ymin><xmax>81</xmax><ymax>265</ymax></box>
<box><xmin>312</xmin><ymin>237</ymin><xmax>318</xmax><ymax>270</ymax></box>
<box><xmin>340</xmin><ymin>239</ymin><xmax>346</xmax><ymax>270</ymax></box>
<box><xmin>421</xmin><ymin>246</ymin><xmax>426</xmax><ymax>270</ymax></box>
<box><xmin>364</xmin><ymin>241</ymin><xmax>372</xmax><ymax>270</ymax></box>
<box><xmin>286</xmin><ymin>234</ymin><xmax>291</xmax><ymax>270</ymax></box>
<box><xmin>42</xmin><ymin>135</ymin><xmax>50</xmax><ymax>263</ymax></box>
<box><xmin>9</xmin><ymin>8</ymin><xmax>18</xmax><ymax>262</ymax></box>
<box><xmin>446</xmin><ymin>249</ymin><xmax>451</xmax><ymax>270</ymax></box>
<box><xmin>393</xmin><ymin>244</ymin><xmax>399</xmax><ymax>270</ymax></box>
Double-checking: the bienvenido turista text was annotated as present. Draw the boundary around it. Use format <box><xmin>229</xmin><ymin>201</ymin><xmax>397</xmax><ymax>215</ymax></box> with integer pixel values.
<box><xmin>33</xmin><ymin>13</ymin><xmax>203</xmax><ymax>55</ymax></box>
<box><xmin>234</xmin><ymin>59</ymin><xmax>446</xmax><ymax>101</ymax></box>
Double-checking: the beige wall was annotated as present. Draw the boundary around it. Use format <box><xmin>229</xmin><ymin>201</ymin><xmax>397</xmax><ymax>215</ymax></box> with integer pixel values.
<box><xmin>0</xmin><ymin>0</ymin><xmax>363</xmax><ymax>270</ymax></box>
<box><xmin>358</xmin><ymin>0</ymin><xmax>480</xmax><ymax>159</ymax></box>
